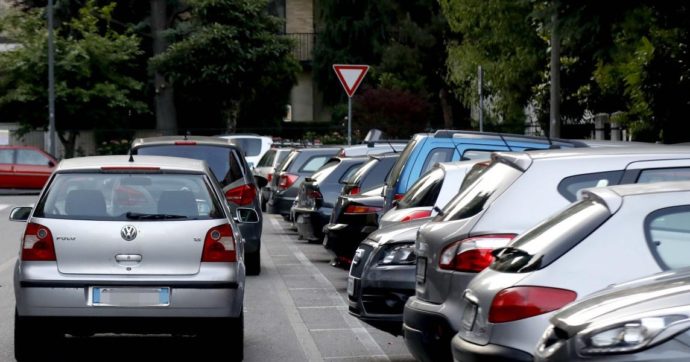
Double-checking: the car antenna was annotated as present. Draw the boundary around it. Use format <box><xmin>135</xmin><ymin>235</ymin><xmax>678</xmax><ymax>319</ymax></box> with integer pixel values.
<box><xmin>498</xmin><ymin>133</ymin><xmax>514</xmax><ymax>152</ymax></box>
<box><xmin>544</xmin><ymin>131</ymin><xmax>556</xmax><ymax>148</ymax></box>
<box><xmin>433</xmin><ymin>205</ymin><xmax>445</xmax><ymax>216</ymax></box>
<box><xmin>128</xmin><ymin>153</ymin><xmax>134</xmax><ymax>163</ymax></box>
<box><xmin>184</xmin><ymin>130</ymin><xmax>190</xmax><ymax>140</ymax></box>
<box><xmin>387</xmin><ymin>140</ymin><xmax>398</xmax><ymax>153</ymax></box>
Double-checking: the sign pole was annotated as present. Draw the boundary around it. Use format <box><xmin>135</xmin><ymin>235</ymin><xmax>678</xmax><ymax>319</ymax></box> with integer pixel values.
<box><xmin>48</xmin><ymin>0</ymin><xmax>56</xmax><ymax>156</ymax></box>
<box><xmin>347</xmin><ymin>97</ymin><xmax>352</xmax><ymax>145</ymax></box>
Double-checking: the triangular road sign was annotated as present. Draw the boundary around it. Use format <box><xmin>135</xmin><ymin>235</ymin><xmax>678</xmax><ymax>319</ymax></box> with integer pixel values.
<box><xmin>333</xmin><ymin>64</ymin><xmax>369</xmax><ymax>98</ymax></box>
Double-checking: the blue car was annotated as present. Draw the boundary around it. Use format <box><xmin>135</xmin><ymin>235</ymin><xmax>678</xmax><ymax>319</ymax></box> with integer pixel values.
<box><xmin>381</xmin><ymin>130</ymin><xmax>588</xmax><ymax>211</ymax></box>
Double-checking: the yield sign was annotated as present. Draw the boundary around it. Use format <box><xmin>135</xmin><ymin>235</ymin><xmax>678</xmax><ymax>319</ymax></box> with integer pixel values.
<box><xmin>333</xmin><ymin>64</ymin><xmax>369</xmax><ymax>97</ymax></box>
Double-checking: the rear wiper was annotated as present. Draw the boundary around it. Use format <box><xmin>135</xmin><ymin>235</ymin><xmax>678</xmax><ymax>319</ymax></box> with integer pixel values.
<box><xmin>125</xmin><ymin>212</ymin><xmax>188</xmax><ymax>220</ymax></box>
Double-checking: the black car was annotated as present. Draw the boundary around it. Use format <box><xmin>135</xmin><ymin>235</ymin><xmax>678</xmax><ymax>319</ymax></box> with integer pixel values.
<box><xmin>130</xmin><ymin>135</ymin><xmax>263</xmax><ymax>275</ymax></box>
<box><xmin>293</xmin><ymin>156</ymin><xmax>367</xmax><ymax>242</ymax></box>
<box><xmin>266</xmin><ymin>147</ymin><xmax>340</xmax><ymax>219</ymax></box>
<box><xmin>341</xmin><ymin>153</ymin><xmax>400</xmax><ymax>196</ymax></box>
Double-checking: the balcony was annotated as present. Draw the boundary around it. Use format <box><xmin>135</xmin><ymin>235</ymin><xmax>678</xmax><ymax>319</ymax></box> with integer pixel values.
<box><xmin>285</xmin><ymin>33</ymin><xmax>315</xmax><ymax>62</ymax></box>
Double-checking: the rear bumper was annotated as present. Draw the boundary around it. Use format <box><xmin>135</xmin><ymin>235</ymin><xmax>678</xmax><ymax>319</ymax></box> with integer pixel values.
<box><xmin>294</xmin><ymin>208</ymin><xmax>330</xmax><ymax>241</ymax></box>
<box><xmin>267</xmin><ymin>194</ymin><xmax>295</xmax><ymax>216</ymax></box>
<box><xmin>403</xmin><ymin>297</ymin><xmax>455</xmax><ymax>362</ymax></box>
<box><xmin>451</xmin><ymin>333</ymin><xmax>533</xmax><ymax>362</ymax></box>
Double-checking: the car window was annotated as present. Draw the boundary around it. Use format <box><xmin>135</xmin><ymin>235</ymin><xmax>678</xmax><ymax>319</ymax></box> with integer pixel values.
<box><xmin>637</xmin><ymin>168</ymin><xmax>690</xmax><ymax>183</ymax></box>
<box><xmin>34</xmin><ymin>172</ymin><xmax>224</xmax><ymax>221</ymax></box>
<box><xmin>421</xmin><ymin>148</ymin><xmax>454</xmax><ymax>175</ymax></box>
<box><xmin>646</xmin><ymin>206</ymin><xmax>690</xmax><ymax>270</ymax></box>
<box><xmin>230</xmin><ymin>138</ymin><xmax>262</xmax><ymax>156</ymax></box>
<box><xmin>386</xmin><ymin>139</ymin><xmax>417</xmax><ymax>187</ymax></box>
<box><xmin>0</xmin><ymin>149</ymin><xmax>14</xmax><ymax>164</ymax></box>
<box><xmin>134</xmin><ymin>145</ymin><xmax>244</xmax><ymax>186</ymax></box>
<box><xmin>300</xmin><ymin>156</ymin><xmax>330</xmax><ymax>173</ymax></box>
<box><xmin>339</xmin><ymin>163</ymin><xmax>364</xmax><ymax>183</ymax></box>
<box><xmin>16</xmin><ymin>149</ymin><xmax>51</xmax><ymax>166</ymax></box>
<box><xmin>491</xmin><ymin>199</ymin><xmax>611</xmax><ymax>273</ymax></box>
<box><xmin>461</xmin><ymin>150</ymin><xmax>493</xmax><ymax>161</ymax></box>
<box><xmin>557</xmin><ymin>171</ymin><xmax>624</xmax><ymax>202</ymax></box>
<box><xmin>311</xmin><ymin>160</ymin><xmax>340</xmax><ymax>181</ymax></box>
<box><xmin>257</xmin><ymin>149</ymin><xmax>275</xmax><ymax>167</ymax></box>
<box><xmin>278</xmin><ymin>150</ymin><xmax>299</xmax><ymax>172</ymax></box>
<box><xmin>398</xmin><ymin>168</ymin><xmax>444</xmax><ymax>209</ymax></box>
<box><xmin>438</xmin><ymin>161</ymin><xmax>523</xmax><ymax>222</ymax></box>
<box><xmin>347</xmin><ymin>158</ymin><xmax>377</xmax><ymax>185</ymax></box>
<box><xmin>275</xmin><ymin>150</ymin><xmax>289</xmax><ymax>166</ymax></box>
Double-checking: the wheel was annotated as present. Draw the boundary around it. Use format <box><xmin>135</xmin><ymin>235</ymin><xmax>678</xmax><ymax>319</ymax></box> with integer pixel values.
<box><xmin>198</xmin><ymin>313</ymin><xmax>244</xmax><ymax>361</ymax></box>
<box><xmin>246</xmin><ymin>250</ymin><xmax>261</xmax><ymax>276</ymax></box>
<box><xmin>15</xmin><ymin>310</ymin><xmax>61</xmax><ymax>361</ymax></box>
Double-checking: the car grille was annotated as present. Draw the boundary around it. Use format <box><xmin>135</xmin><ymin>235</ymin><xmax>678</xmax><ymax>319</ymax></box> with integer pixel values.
<box><xmin>350</xmin><ymin>244</ymin><xmax>374</xmax><ymax>278</ymax></box>
<box><xmin>361</xmin><ymin>288</ymin><xmax>415</xmax><ymax>314</ymax></box>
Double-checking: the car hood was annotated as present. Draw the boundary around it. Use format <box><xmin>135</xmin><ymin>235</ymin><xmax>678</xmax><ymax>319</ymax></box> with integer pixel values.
<box><xmin>552</xmin><ymin>267</ymin><xmax>690</xmax><ymax>337</ymax></box>
<box><xmin>366</xmin><ymin>217</ymin><xmax>431</xmax><ymax>246</ymax></box>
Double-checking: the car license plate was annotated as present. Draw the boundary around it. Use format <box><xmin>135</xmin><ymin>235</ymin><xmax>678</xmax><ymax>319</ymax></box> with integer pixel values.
<box><xmin>416</xmin><ymin>257</ymin><xmax>427</xmax><ymax>283</ymax></box>
<box><xmin>461</xmin><ymin>300</ymin><xmax>478</xmax><ymax>331</ymax></box>
<box><xmin>90</xmin><ymin>287</ymin><xmax>170</xmax><ymax>307</ymax></box>
<box><xmin>347</xmin><ymin>277</ymin><xmax>356</xmax><ymax>296</ymax></box>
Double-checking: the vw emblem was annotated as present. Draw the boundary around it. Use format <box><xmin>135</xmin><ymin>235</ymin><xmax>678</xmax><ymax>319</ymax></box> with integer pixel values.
<box><xmin>121</xmin><ymin>225</ymin><xmax>138</xmax><ymax>241</ymax></box>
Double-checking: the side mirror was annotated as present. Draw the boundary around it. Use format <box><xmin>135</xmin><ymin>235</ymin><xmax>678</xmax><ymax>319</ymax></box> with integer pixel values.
<box><xmin>254</xmin><ymin>176</ymin><xmax>268</xmax><ymax>188</ymax></box>
<box><xmin>234</xmin><ymin>208</ymin><xmax>260</xmax><ymax>223</ymax></box>
<box><xmin>9</xmin><ymin>207</ymin><xmax>32</xmax><ymax>222</ymax></box>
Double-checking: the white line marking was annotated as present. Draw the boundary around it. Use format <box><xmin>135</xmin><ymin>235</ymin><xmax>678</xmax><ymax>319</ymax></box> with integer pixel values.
<box><xmin>269</xmin><ymin>216</ymin><xmax>390</xmax><ymax>361</ymax></box>
<box><xmin>297</xmin><ymin>306</ymin><xmax>346</xmax><ymax>310</ymax></box>
<box><xmin>324</xmin><ymin>355</ymin><xmax>390</xmax><ymax>360</ymax></box>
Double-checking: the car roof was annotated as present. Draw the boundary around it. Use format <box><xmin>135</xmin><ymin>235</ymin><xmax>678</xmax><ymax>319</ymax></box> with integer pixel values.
<box><xmin>55</xmin><ymin>155</ymin><xmax>209</xmax><ymax>173</ymax></box>
<box><xmin>130</xmin><ymin>135</ymin><xmax>238</xmax><ymax>148</ymax></box>
<box><xmin>588</xmin><ymin>180</ymin><xmax>690</xmax><ymax>199</ymax></box>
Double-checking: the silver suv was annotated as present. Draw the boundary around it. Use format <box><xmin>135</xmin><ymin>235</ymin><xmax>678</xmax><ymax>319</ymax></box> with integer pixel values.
<box><xmin>404</xmin><ymin>145</ymin><xmax>690</xmax><ymax>362</ymax></box>
<box><xmin>11</xmin><ymin>155</ymin><xmax>250</xmax><ymax>361</ymax></box>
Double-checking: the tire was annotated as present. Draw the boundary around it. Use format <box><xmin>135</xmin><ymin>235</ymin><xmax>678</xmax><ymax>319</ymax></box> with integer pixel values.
<box><xmin>246</xmin><ymin>250</ymin><xmax>261</xmax><ymax>276</ymax></box>
<box><xmin>15</xmin><ymin>310</ymin><xmax>61</xmax><ymax>361</ymax></box>
<box><xmin>199</xmin><ymin>313</ymin><xmax>244</xmax><ymax>361</ymax></box>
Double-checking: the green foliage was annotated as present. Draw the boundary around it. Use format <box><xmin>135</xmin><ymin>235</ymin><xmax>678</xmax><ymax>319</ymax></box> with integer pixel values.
<box><xmin>0</xmin><ymin>1</ymin><xmax>147</xmax><ymax>157</ymax></box>
<box><xmin>151</xmin><ymin>0</ymin><xmax>300</xmax><ymax>132</ymax></box>
<box><xmin>353</xmin><ymin>87</ymin><xmax>431</xmax><ymax>139</ymax></box>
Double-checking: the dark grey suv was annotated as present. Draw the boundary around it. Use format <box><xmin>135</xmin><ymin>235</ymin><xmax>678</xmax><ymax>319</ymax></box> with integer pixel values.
<box><xmin>131</xmin><ymin>135</ymin><xmax>263</xmax><ymax>275</ymax></box>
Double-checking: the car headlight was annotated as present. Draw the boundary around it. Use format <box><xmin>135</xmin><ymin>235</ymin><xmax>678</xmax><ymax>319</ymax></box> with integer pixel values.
<box><xmin>580</xmin><ymin>315</ymin><xmax>687</xmax><ymax>355</ymax></box>
<box><xmin>378</xmin><ymin>243</ymin><xmax>416</xmax><ymax>266</ymax></box>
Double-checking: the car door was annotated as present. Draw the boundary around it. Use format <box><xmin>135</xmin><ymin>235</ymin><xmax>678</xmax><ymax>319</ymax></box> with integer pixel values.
<box><xmin>13</xmin><ymin>148</ymin><xmax>55</xmax><ymax>189</ymax></box>
<box><xmin>0</xmin><ymin>148</ymin><xmax>15</xmax><ymax>188</ymax></box>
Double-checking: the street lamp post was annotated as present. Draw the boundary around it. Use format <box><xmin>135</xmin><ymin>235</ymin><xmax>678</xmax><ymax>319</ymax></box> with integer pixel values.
<box><xmin>47</xmin><ymin>0</ymin><xmax>57</xmax><ymax>156</ymax></box>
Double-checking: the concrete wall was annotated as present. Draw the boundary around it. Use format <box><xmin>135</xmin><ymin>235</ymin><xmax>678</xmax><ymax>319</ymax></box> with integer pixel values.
<box><xmin>286</xmin><ymin>0</ymin><xmax>313</xmax><ymax>33</ymax></box>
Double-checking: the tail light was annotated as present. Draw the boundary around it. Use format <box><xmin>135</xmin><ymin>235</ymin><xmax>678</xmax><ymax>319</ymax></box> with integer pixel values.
<box><xmin>278</xmin><ymin>173</ymin><xmax>298</xmax><ymax>190</ymax></box>
<box><xmin>308</xmin><ymin>190</ymin><xmax>323</xmax><ymax>199</ymax></box>
<box><xmin>393</xmin><ymin>193</ymin><xmax>405</xmax><ymax>201</ymax></box>
<box><xmin>201</xmin><ymin>224</ymin><xmax>236</xmax><ymax>262</ymax></box>
<box><xmin>267</xmin><ymin>174</ymin><xmax>273</xmax><ymax>182</ymax></box>
<box><xmin>21</xmin><ymin>223</ymin><xmax>56</xmax><ymax>261</ymax></box>
<box><xmin>348</xmin><ymin>186</ymin><xmax>361</xmax><ymax>195</ymax></box>
<box><xmin>489</xmin><ymin>286</ymin><xmax>577</xmax><ymax>323</ymax></box>
<box><xmin>344</xmin><ymin>204</ymin><xmax>382</xmax><ymax>214</ymax></box>
<box><xmin>174</xmin><ymin>141</ymin><xmax>197</xmax><ymax>145</ymax></box>
<box><xmin>225</xmin><ymin>184</ymin><xmax>257</xmax><ymax>206</ymax></box>
<box><xmin>439</xmin><ymin>234</ymin><xmax>516</xmax><ymax>272</ymax></box>
<box><xmin>400</xmin><ymin>210</ymin><xmax>432</xmax><ymax>222</ymax></box>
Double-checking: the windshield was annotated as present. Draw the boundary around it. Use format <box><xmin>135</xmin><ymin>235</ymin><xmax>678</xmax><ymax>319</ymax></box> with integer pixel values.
<box><xmin>34</xmin><ymin>172</ymin><xmax>224</xmax><ymax>221</ymax></box>
<box><xmin>437</xmin><ymin>161</ymin><xmax>523</xmax><ymax>222</ymax></box>
<box><xmin>134</xmin><ymin>145</ymin><xmax>244</xmax><ymax>186</ymax></box>
<box><xmin>386</xmin><ymin>139</ymin><xmax>417</xmax><ymax>187</ymax></box>
<box><xmin>398</xmin><ymin>168</ymin><xmax>444</xmax><ymax>209</ymax></box>
<box><xmin>491</xmin><ymin>199</ymin><xmax>610</xmax><ymax>273</ymax></box>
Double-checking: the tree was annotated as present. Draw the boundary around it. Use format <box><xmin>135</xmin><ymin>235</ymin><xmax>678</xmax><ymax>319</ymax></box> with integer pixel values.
<box><xmin>151</xmin><ymin>0</ymin><xmax>300</xmax><ymax>133</ymax></box>
<box><xmin>0</xmin><ymin>1</ymin><xmax>147</xmax><ymax>158</ymax></box>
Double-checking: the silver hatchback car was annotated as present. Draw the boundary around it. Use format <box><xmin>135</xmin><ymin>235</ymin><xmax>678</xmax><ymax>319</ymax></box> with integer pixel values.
<box><xmin>11</xmin><ymin>156</ymin><xmax>250</xmax><ymax>361</ymax></box>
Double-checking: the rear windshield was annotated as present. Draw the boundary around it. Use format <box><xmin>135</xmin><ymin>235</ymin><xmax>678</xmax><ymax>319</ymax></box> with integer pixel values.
<box><xmin>311</xmin><ymin>159</ymin><xmax>340</xmax><ymax>181</ymax></box>
<box><xmin>437</xmin><ymin>161</ymin><xmax>523</xmax><ymax>222</ymax></box>
<box><xmin>134</xmin><ymin>145</ymin><xmax>244</xmax><ymax>186</ymax></box>
<box><xmin>34</xmin><ymin>173</ymin><xmax>224</xmax><ymax>221</ymax></box>
<box><xmin>386</xmin><ymin>139</ymin><xmax>417</xmax><ymax>187</ymax></box>
<box><xmin>230</xmin><ymin>138</ymin><xmax>262</xmax><ymax>156</ymax></box>
<box><xmin>257</xmin><ymin>149</ymin><xmax>275</xmax><ymax>167</ymax></box>
<box><xmin>491</xmin><ymin>199</ymin><xmax>610</xmax><ymax>273</ymax></box>
<box><xmin>278</xmin><ymin>150</ymin><xmax>299</xmax><ymax>172</ymax></box>
<box><xmin>398</xmin><ymin>168</ymin><xmax>444</xmax><ymax>209</ymax></box>
<box><xmin>347</xmin><ymin>158</ymin><xmax>378</xmax><ymax>185</ymax></box>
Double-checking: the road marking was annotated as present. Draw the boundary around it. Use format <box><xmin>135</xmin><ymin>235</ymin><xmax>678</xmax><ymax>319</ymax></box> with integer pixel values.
<box><xmin>324</xmin><ymin>355</ymin><xmax>389</xmax><ymax>360</ymax></box>
<box><xmin>269</xmin><ymin>216</ymin><xmax>390</xmax><ymax>361</ymax></box>
<box><xmin>297</xmin><ymin>306</ymin><xmax>346</xmax><ymax>310</ymax></box>
<box><xmin>0</xmin><ymin>256</ymin><xmax>17</xmax><ymax>273</ymax></box>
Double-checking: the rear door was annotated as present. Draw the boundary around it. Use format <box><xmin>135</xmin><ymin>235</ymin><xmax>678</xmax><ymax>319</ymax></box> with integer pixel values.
<box><xmin>0</xmin><ymin>148</ymin><xmax>15</xmax><ymax>188</ymax></box>
<box><xmin>13</xmin><ymin>148</ymin><xmax>54</xmax><ymax>188</ymax></box>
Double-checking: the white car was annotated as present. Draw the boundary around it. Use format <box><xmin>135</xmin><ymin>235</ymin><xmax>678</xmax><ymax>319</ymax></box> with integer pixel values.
<box><xmin>219</xmin><ymin>134</ymin><xmax>273</xmax><ymax>168</ymax></box>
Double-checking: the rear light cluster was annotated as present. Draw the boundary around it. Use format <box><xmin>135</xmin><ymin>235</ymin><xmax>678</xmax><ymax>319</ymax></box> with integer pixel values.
<box><xmin>344</xmin><ymin>204</ymin><xmax>382</xmax><ymax>215</ymax></box>
<box><xmin>489</xmin><ymin>286</ymin><xmax>577</xmax><ymax>323</ymax></box>
<box><xmin>348</xmin><ymin>186</ymin><xmax>361</xmax><ymax>195</ymax></box>
<box><xmin>201</xmin><ymin>224</ymin><xmax>237</xmax><ymax>262</ymax></box>
<box><xmin>439</xmin><ymin>234</ymin><xmax>516</xmax><ymax>272</ymax></box>
<box><xmin>225</xmin><ymin>184</ymin><xmax>257</xmax><ymax>206</ymax></box>
<box><xmin>308</xmin><ymin>190</ymin><xmax>323</xmax><ymax>200</ymax></box>
<box><xmin>278</xmin><ymin>173</ymin><xmax>298</xmax><ymax>190</ymax></box>
<box><xmin>21</xmin><ymin>223</ymin><xmax>56</xmax><ymax>261</ymax></box>
<box><xmin>400</xmin><ymin>210</ymin><xmax>432</xmax><ymax>222</ymax></box>
<box><xmin>393</xmin><ymin>193</ymin><xmax>405</xmax><ymax>201</ymax></box>
<box><xmin>267</xmin><ymin>174</ymin><xmax>273</xmax><ymax>182</ymax></box>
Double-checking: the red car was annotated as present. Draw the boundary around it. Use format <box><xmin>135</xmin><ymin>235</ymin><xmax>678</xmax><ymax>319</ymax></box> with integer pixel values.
<box><xmin>0</xmin><ymin>145</ymin><xmax>57</xmax><ymax>189</ymax></box>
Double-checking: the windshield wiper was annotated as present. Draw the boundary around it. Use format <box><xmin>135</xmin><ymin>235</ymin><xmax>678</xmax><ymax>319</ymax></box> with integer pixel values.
<box><xmin>125</xmin><ymin>212</ymin><xmax>188</xmax><ymax>220</ymax></box>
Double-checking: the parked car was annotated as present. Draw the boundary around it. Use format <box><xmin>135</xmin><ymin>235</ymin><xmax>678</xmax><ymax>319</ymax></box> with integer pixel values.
<box><xmin>379</xmin><ymin>160</ymin><xmax>479</xmax><ymax>229</ymax></box>
<box><xmin>266</xmin><ymin>147</ymin><xmax>341</xmax><ymax>219</ymax></box>
<box><xmin>11</xmin><ymin>155</ymin><xmax>251</xmax><ymax>361</ymax></box>
<box><xmin>533</xmin><ymin>267</ymin><xmax>690</xmax><ymax>362</ymax></box>
<box><xmin>381</xmin><ymin>130</ymin><xmax>588</xmax><ymax>212</ymax></box>
<box><xmin>347</xmin><ymin>160</ymin><xmax>480</xmax><ymax>335</ymax></box>
<box><xmin>336</xmin><ymin>141</ymin><xmax>407</xmax><ymax>157</ymax></box>
<box><xmin>293</xmin><ymin>156</ymin><xmax>367</xmax><ymax>242</ymax></box>
<box><xmin>404</xmin><ymin>145</ymin><xmax>690</xmax><ymax>362</ymax></box>
<box><xmin>253</xmin><ymin>147</ymin><xmax>292</xmax><ymax>211</ymax></box>
<box><xmin>0</xmin><ymin>145</ymin><xmax>57</xmax><ymax>190</ymax></box>
<box><xmin>130</xmin><ymin>135</ymin><xmax>263</xmax><ymax>275</ymax></box>
<box><xmin>218</xmin><ymin>134</ymin><xmax>273</xmax><ymax>168</ymax></box>
<box><xmin>453</xmin><ymin>181</ymin><xmax>690</xmax><ymax>361</ymax></box>
<box><xmin>340</xmin><ymin>153</ymin><xmax>400</xmax><ymax>196</ymax></box>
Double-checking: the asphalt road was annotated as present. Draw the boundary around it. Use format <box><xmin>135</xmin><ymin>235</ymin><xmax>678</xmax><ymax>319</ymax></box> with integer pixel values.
<box><xmin>0</xmin><ymin>194</ymin><xmax>414</xmax><ymax>362</ymax></box>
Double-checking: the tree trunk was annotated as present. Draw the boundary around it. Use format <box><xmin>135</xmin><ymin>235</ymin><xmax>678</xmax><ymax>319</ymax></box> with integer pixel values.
<box><xmin>223</xmin><ymin>102</ymin><xmax>241</xmax><ymax>134</ymax></box>
<box><xmin>57</xmin><ymin>130</ymin><xmax>78</xmax><ymax>159</ymax></box>
<box><xmin>439</xmin><ymin>88</ymin><xmax>454</xmax><ymax>129</ymax></box>
<box><xmin>549</xmin><ymin>2</ymin><xmax>561</xmax><ymax>138</ymax></box>
<box><xmin>151</xmin><ymin>0</ymin><xmax>177</xmax><ymax>136</ymax></box>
